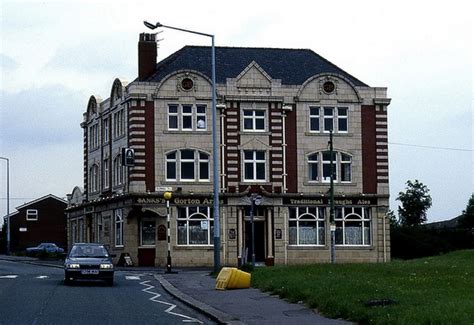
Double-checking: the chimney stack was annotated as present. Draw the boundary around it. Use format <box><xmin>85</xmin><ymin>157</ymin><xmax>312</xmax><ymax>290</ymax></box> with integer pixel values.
<box><xmin>138</xmin><ymin>33</ymin><xmax>157</xmax><ymax>81</ymax></box>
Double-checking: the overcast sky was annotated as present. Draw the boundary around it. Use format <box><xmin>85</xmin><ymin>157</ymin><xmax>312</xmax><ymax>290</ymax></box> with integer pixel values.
<box><xmin>0</xmin><ymin>0</ymin><xmax>472</xmax><ymax>224</ymax></box>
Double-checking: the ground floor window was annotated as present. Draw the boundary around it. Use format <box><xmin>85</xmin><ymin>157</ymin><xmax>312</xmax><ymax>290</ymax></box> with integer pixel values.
<box><xmin>71</xmin><ymin>221</ymin><xmax>77</xmax><ymax>244</ymax></box>
<box><xmin>177</xmin><ymin>206</ymin><xmax>213</xmax><ymax>245</ymax></box>
<box><xmin>335</xmin><ymin>207</ymin><xmax>371</xmax><ymax>246</ymax></box>
<box><xmin>140</xmin><ymin>221</ymin><xmax>156</xmax><ymax>246</ymax></box>
<box><xmin>115</xmin><ymin>209</ymin><xmax>124</xmax><ymax>247</ymax></box>
<box><xmin>289</xmin><ymin>207</ymin><xmax>325</xmax><ymax>245</ymax></box>
<box><xmin>78</xmin><ymin>218</ymin><xmax>84</xmax><ymax>243</ymax></box>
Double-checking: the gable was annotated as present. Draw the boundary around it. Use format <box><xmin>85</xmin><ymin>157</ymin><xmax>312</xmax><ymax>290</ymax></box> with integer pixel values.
<box><xmin>236</xmin><ymin>62</ymin><xmax>272</xmax><ymax>88</ymax></box>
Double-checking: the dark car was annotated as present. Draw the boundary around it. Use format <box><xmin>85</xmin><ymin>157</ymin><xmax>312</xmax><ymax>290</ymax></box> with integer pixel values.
<box><xmin>64</xmin><ymin>243</ymin><xmax>115</xmax><ymax>286</ymax></box>
<box><xmin>26</xmin><ymin>243</ymin><xmax>64</xmax><ymax>255</ymax></box>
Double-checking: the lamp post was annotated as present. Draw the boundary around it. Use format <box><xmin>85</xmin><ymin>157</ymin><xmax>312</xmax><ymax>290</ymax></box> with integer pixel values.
<box><xmin>328</xmin><ymin>131</ymin><xmax>336</xmax><ymax>263</ymax></box>
<box><xmin>249</xmin><ymin>194</ymin><xmax>262</xmax><ymax>267</ymax></box>
<box><xmin>144</xmin><ymin>21</ymin><xmax>221</xmax><ymax>272</ymax></box>
<box><xmin>0</xmin><ymin>157</ymin><xmax>10</xmax><ymax>255</ymax></box>
<box><xmin>163</xmin><ymin>191</ymin><xmax>174</xmax><ymax>273</ymax></box>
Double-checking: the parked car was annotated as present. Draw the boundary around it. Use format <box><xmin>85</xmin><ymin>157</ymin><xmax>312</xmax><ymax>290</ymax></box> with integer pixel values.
<box><xmin>64</xmin><ymin>243</ymin><xmax>115</xmax><ymax>286</ymax></box>
<box><xmin>26</xmin><ymin>243</ymin><xmax>64</xmax><ymax>255</ymax></box>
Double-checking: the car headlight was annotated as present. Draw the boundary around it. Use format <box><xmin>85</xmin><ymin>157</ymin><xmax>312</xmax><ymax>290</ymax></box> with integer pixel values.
<box><xmin>67</xmin><ymin>263</ymin><xmax>80</xmax><ymax>269</ymax></box>
<box><xmin>100</xmin><ymin>263</ymin><xmax>113</xmax><ymax>269</ymax></box>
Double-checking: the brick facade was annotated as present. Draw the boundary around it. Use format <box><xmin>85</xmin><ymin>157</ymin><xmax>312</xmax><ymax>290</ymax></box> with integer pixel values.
<box><xmin>66</xmin><ymin>35</ymin><xmax>391</xmax><ymax>267</ymax></box>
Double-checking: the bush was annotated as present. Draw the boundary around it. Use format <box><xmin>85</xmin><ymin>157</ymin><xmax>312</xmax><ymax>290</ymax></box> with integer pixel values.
<box><xmin>391</xmin><ymin>225</ymin><xmax>474</xmax><ymax>259</ymax></box>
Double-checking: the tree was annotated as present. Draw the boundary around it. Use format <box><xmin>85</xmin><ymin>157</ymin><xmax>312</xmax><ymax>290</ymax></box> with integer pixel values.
<box><xmin>458</xmin><ymin>193</ymin><xmax>474</xmax><ymax>229</ymax></box>
<box><xmin>397</xmin><ymin>180</ymin><xmax>432</xmax><ymax>226</ymax></box>
<box><xmin>386</xmin><ymin>209</ymin><xmax>399</xmax><ymax>228</ymax></box>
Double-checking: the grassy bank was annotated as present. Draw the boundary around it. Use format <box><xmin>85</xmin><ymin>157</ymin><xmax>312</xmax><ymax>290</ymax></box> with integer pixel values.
<box><xmin>251</xmin><ymin>250</ymin><xmax>474</xmax><ymax>324</ymax></box>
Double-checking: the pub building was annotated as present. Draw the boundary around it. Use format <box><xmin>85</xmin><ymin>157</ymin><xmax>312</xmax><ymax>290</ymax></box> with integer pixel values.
<box><xmin>66</xmin><ymin>33</ymin><xmax>391</xmax><ymax>267</ymax></box>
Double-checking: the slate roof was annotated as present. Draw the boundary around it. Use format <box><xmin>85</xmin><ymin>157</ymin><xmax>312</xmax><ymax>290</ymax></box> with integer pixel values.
<box><xmin>145</xmin><ymin>46</ymin><xmax>368</xmax><ymax>87</ymax></box>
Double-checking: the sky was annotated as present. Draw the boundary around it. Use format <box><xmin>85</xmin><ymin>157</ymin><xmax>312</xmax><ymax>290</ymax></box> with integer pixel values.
<box><xmin>0</xmin><ymin>0</ymin><xmax>472</xmax><ymax>224</ymax></box>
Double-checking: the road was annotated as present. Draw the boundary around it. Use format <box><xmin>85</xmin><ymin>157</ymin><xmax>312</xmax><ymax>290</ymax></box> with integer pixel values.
<box><xmin>0</xmin><ymin>260</ymin><xmax>215</xmax><ymax>325</ymax></box>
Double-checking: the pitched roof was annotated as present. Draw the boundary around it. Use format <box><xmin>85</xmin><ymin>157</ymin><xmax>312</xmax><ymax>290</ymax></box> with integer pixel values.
<box><xmin>145</xmin><ymin>46</ymin><xmax>368</xmax><ymax>87</ymax></box>
<box><xmin>14</xmin><ymin>194</ymin><xmax>67</xmax><ymax>211</ymax></box>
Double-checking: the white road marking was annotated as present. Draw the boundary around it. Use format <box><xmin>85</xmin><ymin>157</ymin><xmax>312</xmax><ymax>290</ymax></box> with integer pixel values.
<box><xmin>0</xmin><ymin>275</ymin><xmax>18</xmax><ymax>279</ymax></box>
<box><xmin>36</xmin><ymin>275</ymin><xmax>49</xmax><ymax>279</ymax></box>
<box><xmin>126</xmin><ymin>276</ymin><xmax>141</xmax><ymax>280</ymax></box>
<box><xmin>140</xmin><ymin>280</ymin><xmax>203</xmax><ymax>324</ymax></box>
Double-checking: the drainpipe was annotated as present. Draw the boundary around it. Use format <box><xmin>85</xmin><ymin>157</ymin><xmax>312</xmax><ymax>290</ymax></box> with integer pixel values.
<box><xmin>218</xmin><ymin>104</ymin><xmax>226</xmax><ymax>191</ymax></box>
<box><xmin>281</xmin><ymin>104</ymin><xmax>292</xmax><ymax>193</ymax></box>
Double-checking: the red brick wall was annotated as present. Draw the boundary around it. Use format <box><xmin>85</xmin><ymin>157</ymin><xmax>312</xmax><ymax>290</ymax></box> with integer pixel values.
<box><xmin>285</xmin><ymin>106</ymin><xmax>297</xmax><ymax>193</ymax></box>
<box><xmin>145</xmin><ymin>101</ymin><xmax>155</xmax><ymax>191</ymax></box>
<box><xmin>10</xmin><ymin>197</ymin><xmax>67</xmax><ymax>252</ymax></box>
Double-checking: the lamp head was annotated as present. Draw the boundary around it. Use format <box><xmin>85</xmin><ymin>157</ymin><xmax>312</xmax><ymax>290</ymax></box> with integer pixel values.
<box><xmin>143</xmin><ymin>21</ymin><xmax>159</xmax><ymax>30</ymax></box>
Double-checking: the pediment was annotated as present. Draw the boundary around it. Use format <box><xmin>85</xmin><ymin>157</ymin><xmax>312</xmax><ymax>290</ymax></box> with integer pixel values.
<box><xmin>239</xmin><ymin>137</ymin><xmax>271</xmax><ymax>150</ymax></box>
<box><xmin>236</xmin><ymin>61</ymin><xmax>272</xmax><ymax>89</ymax></box>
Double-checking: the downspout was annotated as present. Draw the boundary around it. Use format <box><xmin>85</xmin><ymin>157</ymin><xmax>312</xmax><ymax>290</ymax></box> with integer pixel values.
<box><xmin>219</xmin><ymin>104</ymin><xmax>226</xmax><ymax>191</ymax></box>
<box><xmin>281</xmin><ymin>104</ymin><xmax>293</xmax><ymax>193</ymax></box>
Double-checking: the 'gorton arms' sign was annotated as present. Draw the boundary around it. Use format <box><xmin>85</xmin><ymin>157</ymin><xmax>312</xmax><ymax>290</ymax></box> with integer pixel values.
<box><xmin>136</xmin><ymin>197</ymin><xmax>225</xmax><ymax>205</ymax></box>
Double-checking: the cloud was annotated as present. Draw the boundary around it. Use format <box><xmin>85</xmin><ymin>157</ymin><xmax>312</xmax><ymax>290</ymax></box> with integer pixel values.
<box><xmin>43</xmin><ymin>37</ymin><xmax>136</xmax><ymax>76</ymax></box>
<box><xmin>0</xmin><ymin>86</ymin><xmax>85</xmax><ymax>149</ymax></box>
<box><xmin>0</xmin><ymin>54</ymin><xmax>19</xmax><ymax>72</ymax></box>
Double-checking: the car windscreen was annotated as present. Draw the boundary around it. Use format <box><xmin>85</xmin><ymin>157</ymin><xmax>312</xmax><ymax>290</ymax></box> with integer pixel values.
<box><xmin>69</xmin><ymin>246</ymin><xmax>109</xmax><ymax>258</ymax></box>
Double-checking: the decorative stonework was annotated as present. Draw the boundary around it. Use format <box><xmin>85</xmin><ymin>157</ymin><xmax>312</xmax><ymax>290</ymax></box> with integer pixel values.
<box><xmin>176</xmin><ymin>73</ymin><xmax>197</xmax><ymax>92</ymax></box>
<box><xmin>319</xmin><ymin>76</ymin><xmax>339</xmax><ymax>95</ymax></box>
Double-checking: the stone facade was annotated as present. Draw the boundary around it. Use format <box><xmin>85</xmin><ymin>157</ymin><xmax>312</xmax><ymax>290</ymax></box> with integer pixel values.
<box><xmin>66</xmin><ymin>34</ymin><xmax>391</xmax><ymax>267</ymax></box>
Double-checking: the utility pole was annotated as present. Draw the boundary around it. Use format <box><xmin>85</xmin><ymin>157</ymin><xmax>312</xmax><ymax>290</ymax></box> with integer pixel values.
<box><xmin>329</xmin><ymin>130</ymin><xmax>336</xmax><ymax>263</ymax></box>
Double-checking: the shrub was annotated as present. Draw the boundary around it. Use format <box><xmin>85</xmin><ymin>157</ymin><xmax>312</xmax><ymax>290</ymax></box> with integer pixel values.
<box><xmin>391</xmin><ymin>225</ymin><xmax>474</xmax><ymax>259</ymax></box>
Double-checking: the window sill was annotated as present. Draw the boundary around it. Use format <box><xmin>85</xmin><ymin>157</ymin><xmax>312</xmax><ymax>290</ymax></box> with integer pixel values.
<box><xmin>239</xmin><ymin>131</ymin><xmax>271</xmax><ymax>136</ymax></box>
<box><xmin>163</xmin><ymin>130</ymin><xmax>212</xmax><ymax>135</ymax></box>
<box><xmin>288</xmin><ymin>245</ymin><xmax>326</xmax><ymax>250</ymax></box>
<box><xmin>113</xmin><ymin>134</ymin><xmax>126</xmax><ymax>142</ymax></box>
<box><xmin>304</xmin><ymin>132</ymin><xmax>353</xmax><ymax>137</ymax></box>
<box><xmin>239</xmin><ymin>181</ymin><xmax>270</xmax><ymax>185</ymax></box>
<box><xmin>174</xmin><ymin>245</ymin><xmax>214</xmax><ymax>251</ymax></box>
<box><xmin>335</xmin><ymin>245</ymin><xmax>374</xmax><ymax>250</ymax></box>
<box><xmin>304</xmin><ymin>182</ymin><xmax>357</xmax><ymax>187</ymax></box>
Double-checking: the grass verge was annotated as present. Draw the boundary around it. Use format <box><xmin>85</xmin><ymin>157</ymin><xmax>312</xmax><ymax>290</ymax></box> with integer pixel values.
<box><xmin>251</xmin><ymin>250</ymin><xmax>474</xmax><ymax>324</ymax></box>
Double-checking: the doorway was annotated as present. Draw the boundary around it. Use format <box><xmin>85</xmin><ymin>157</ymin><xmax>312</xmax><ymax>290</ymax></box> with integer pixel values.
<box><xmin>244</xmin><ymin>221</ymin><xmax>265</xmax><ymax>263</ymax></box>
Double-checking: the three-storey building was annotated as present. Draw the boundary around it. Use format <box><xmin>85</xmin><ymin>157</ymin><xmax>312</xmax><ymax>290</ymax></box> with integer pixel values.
<box><xmin>66</xmin><ymin>33</ymin><xmax>391</xmax><ymax>267</ymax></box>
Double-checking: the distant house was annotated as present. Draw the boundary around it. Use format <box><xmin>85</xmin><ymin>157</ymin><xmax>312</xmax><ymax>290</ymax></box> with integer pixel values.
<box><xmin>7</xmin><ymin>194</ymin><xmax>68</xmax><ymax>252</ymax></box>
<box><xmin>424</xmin><ymin>216</ymin><xmax>462</xmax><ymax>230</ymax></box>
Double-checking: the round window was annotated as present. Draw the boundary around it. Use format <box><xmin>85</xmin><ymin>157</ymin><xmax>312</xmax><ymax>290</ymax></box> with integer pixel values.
<box><xmin>323</xmin><ymin>81</ymin><xmax>335</xmax><ymax>94</ymax></box>
<box><xmin>181</xmin><ymin>78</ymin><xmax>194</xmax><ymax>90</ymax></box>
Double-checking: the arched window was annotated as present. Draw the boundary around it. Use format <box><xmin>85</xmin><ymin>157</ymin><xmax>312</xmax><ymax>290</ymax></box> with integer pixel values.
<box><xmin>165</xmin><ymin>149</ymin><xmax>210</xmax><ymax>182</ymax></box>
<box><xmin>289</xmin><ymin>207</ymin><xmax>325</xmax><ymax>245</ymax></box>
<box><xmin>115</xmin><ymin>209</ymin><xmax>124</xmax><ymax>247</ymax></box>
<box><xmin>335</xmin><ymin>207</ymin><xmax>371</xmax><ymax>246</ymax></box>
<box><xmin>113</xmin><ymin>155</ymin><xmax>124</xmax><ymax>186</ymax></box>
<box><xmin>177</xmin><ymin>207</ymin><xmax>213</xmax><ymax>245</ymax></box>
<box><xmin>307</xmin><ymin>151</ymin><xmax>352</xmax><ymax>183</ymax></box>
<box><xmin>89</xmin><ymin>164</ymin><xmax>99</xmax><ymax>193</ymax></box>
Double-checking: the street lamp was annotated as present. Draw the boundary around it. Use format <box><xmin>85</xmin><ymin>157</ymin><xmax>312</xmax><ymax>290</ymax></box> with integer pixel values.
<box><xmin>0</xmin><ymin>157</ymin><xmax>10</xmax><ymax>255</ymax></box>
<box><xmin>144</xmin><ymin>21</ymin><xmax>221</xmax><ymax>272</ymax></box>
<box><xmin>163</xmin><ymin>191</ymin><xmax>174</xmax><ymax>273</ymax></box>
<box><xmin>249</xmin><ymin>194</ymin><xmax>262</xmax><ymax>267</ymax></box>
<box><xmin>328</xmin><ymin>130</ymin><xmax>336</xmax><ymax>263</ymax></box>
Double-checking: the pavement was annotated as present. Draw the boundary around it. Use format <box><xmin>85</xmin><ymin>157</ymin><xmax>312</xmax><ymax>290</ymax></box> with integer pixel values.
<box><xmin>0</xmin><ymin>254</ymin><xmax>351</xmax><ymax>324</ymax></box>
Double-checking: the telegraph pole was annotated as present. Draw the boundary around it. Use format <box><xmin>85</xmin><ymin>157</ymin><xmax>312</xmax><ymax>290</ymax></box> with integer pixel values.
<box><xmin>329</xmin><ymin>130</ymin><xmax>336</xmax><ymax>263</ymax></box>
